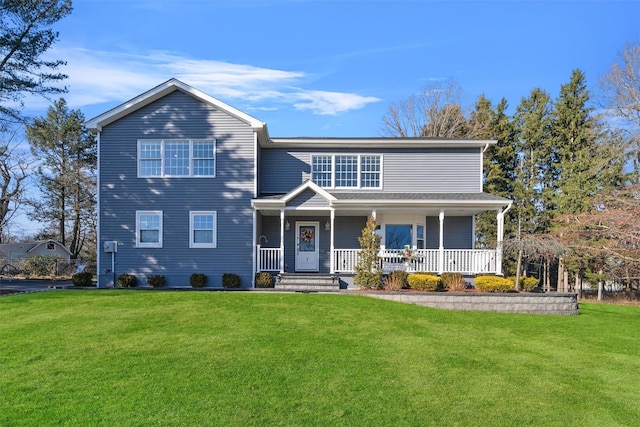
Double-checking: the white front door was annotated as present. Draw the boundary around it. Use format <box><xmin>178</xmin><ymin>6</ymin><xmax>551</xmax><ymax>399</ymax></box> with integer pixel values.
<box><xmin>296</xmin><ymin>221</ymin><xmax>319</xmax><ymax>271</ymax></box>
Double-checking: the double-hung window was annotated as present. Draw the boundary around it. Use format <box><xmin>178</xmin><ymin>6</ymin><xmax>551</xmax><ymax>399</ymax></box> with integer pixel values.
<box><xmin>190</xmin><ymin>211</ymin><xmax>217</xmax><ymax>248</ymax></box>
<box><xmin>311</xmin><ymin>154</ymin><xmax>382</xmax><ymax>189</ymax></box>
<box><xmin>136</xmin><ymin>211</ymin><xmax>163</xmax><ymax>248</ymax></box>
<box><xmin>138</xmin><ymin>139</ymin><xmax>216</xmax><ymax>177</ymax></box>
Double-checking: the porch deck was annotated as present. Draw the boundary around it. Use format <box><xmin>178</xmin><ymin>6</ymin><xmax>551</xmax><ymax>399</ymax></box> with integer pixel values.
<box><xmin>257</xmin><ymin>247</ymin><xmax>498</xmax><ymax>275</ymax></box>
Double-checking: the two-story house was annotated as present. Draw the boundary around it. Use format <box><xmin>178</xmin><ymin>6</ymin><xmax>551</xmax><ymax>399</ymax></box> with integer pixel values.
<box><xmin>86</xmin><ymin>79</ymin><xmax>511</xmax><ymax>288</ymax></box>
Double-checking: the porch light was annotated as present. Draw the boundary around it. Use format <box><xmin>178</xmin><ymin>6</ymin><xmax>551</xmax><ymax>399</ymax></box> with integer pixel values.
<box><xmin>325</xmin><ymin>220</ymin><xmax>330</xmax><ymax>231</ymax></box>
<box><xmin>285</xmin><ymin>220</ymin><xmax>290</xmax><ymax>231</ymax></box>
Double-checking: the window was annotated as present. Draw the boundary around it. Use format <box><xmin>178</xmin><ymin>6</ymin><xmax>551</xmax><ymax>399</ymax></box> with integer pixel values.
<box><xmin>138</xmin><ymin>139</ymin><xmax>216</xmax><ymax>177</ymax></box>
<box><xmin>311</xmin><ymin>154</ymin><xmax>382</xmax><ymax>189</ymax></box>
<box><xmin>190</xmin><ymin>211</ymin><xmax>217</xmax><ymax>248</ymax></box>
<box><xmin>385</xmin><ymin>224</ymin><xmax>413</xmax><ymax>249</ymax></box>
<box><xmin>360</xmin><ymin>155</ymin><xmax>381</xmax><ymax>188</ymax></box>
<box><xmin>385</xmin><ymin>223</ymin><xmax>425</xmax><ymax>249</ymax></box>
<box><xmin>311</xmin><ymin>155</ymin><xmax>332</xmax><ymax>187</ymax></box>
<box><xmin>335</xmin><ymin>155</ymin><xmax>358</xmax><ymax>187</ymax></box>
<box><xmin>136</xmin><ymin>211</ymin><xmax>163</xmax><ymax>248</ymax></box>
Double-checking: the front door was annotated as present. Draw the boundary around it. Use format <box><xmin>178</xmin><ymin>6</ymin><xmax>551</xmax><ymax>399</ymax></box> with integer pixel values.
<box><xmin>296</xmin><ymin>221</ymin><xmax>319</xmax><ymax>271</ymax></box>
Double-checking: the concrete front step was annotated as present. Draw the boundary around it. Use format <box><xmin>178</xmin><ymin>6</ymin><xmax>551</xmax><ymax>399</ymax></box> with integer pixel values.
<box><xmin>275</xmin><ymin>274</ymin><xmax>340</xmax><ymax>291</ymax></box>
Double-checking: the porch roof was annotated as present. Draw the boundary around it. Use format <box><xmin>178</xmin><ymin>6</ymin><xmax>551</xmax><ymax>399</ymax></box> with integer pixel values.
<box><xmin>253</xmin><ymin>190</ymin><xmax>511</xmax><ymax>213</ymax></box>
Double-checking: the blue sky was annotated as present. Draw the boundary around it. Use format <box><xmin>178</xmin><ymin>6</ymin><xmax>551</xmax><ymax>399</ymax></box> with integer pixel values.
<box><xmin>25</xmin><ymin>0</ymin><xmax>640</xmax><ymax>137</ymax></box>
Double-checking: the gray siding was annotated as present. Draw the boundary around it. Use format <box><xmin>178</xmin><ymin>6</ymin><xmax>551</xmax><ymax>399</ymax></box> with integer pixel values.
<box><xmin>259</xmin><ymin>147</ymin><xmax>481</xmax><ymax>194</ymax></box>
<box><xmin>260</xmin><ymin>215</ymin><xmax>366</xmax><ymax>273</ymax></box>
<box><xmin>98</xmin><ymin>90</ymin><xmax>256</xmax><ymax>287</ymax></box>
<box><xmin>288</xmin><ymin>189</ymin><xmax>331</xmax><ymax>208</ymax></box>
<box><xmin>425</xmin><ymin>216</ymin><xmax>473</xmax><ymax>249</ymax></box>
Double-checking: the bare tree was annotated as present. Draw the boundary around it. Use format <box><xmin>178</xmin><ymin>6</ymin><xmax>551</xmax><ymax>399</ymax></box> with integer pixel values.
<box><xmin>600</xmin><ymin>43</ymin><xmax>640</xmax><ymax>180</ymax></box>
<box><xmin>0</xmin><ymin>127</ymin><xmax>31</xmax><ymax>242</ymax></box>
<box><xmin>381</xmin><ymin>79</ymin><xmax>469</xmax><ymax>138</ymax></box>
<box><xmin>553</xmin><ymin>184</ymin><xmax>640</xmax><ymax>297</ymax></box>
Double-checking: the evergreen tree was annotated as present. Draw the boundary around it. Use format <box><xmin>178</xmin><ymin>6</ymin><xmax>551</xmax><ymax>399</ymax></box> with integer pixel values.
<box><xmin>474</xmin><ymin>97</ymin><xmax>518</xmax><ymax>251</ymax></box>
<box><xmin>25</xmin><ymin>98</ymin><xmax>96</xmax><ymax>258</ymax></box>
<box><xmin>510</xmin><ymin>88</ymin><xmax>553</xmax><ymax>288</ymax></box>
<box><xmin>0</xmin><ymin>0</ymin><xmax>71</xmax><ymax>125</ymax></box>
<box><xmin>354</xmin><ymin>216</ymin><xmax>382</xmax><ymax>289</ymax></box>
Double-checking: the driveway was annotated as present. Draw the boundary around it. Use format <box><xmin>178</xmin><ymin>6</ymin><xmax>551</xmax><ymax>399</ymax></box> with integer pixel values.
<box><xmin>0</xmin><ymin>277</ymin><xmax>73</xmax><ymax>294</ymax></box>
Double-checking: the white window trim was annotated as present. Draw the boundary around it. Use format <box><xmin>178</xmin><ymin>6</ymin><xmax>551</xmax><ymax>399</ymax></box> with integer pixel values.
<box><xmin>189</xmin><ymin>211</ymin><xmax>217</xmax><ymax>248</ymax></box>
<box><xmin>136</xmin><ymin>210</ymin><xmax>163</xmax><ymax>248</ymax></box>
<box><xmin>310</xmin><ymin>153</ymin><xmax>383</xmax><ymax>189</ymax></box>
<box><xmin>137</xmin><ymin>139</ymin><xmax>216</xmax><ymax>178</ymax></box>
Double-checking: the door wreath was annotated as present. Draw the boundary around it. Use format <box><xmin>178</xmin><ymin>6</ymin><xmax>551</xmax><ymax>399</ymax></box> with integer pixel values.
<box><xmin>300</xmin><ymin>228</ymin><xmax>315</xmax><ymax>242</ymax></box>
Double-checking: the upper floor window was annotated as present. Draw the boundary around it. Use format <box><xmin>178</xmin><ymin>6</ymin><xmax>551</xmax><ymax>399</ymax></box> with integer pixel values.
<box><xmin>311</xmin><ymin>154</ymin><xmax>382</xmax><ymax>189</ymax></box>
<box><xmin>138</xmin><ymin>139</ymin><xmax>216</xmax><ymax>177</ymax></box>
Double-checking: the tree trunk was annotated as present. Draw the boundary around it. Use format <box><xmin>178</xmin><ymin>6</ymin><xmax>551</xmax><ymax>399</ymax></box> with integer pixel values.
<box><xmin>557</xmin><ymin>257</ymin><xmax>565</xmax><ymax>292</ymax></box>
<box><xmin>515</xmin><ymin>247</ymin><xmax>523</xmax><ymax>291</ymax></box>
<box><xmin>575</xmin><ymin>272</ymin><xmax>581</xmax><ymax>299</ymax></box>
<box><xmin>597</xmin><ymin>269</ymin><xmax>604</xmax><ymax>301</ymax></box>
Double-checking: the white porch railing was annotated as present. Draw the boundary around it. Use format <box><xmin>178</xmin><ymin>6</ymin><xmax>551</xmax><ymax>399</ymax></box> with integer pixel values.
<box><xmin>256</xmin><ymin>247</ymin><xmax>498</xmax><ymax>274</ymax></box>
<box><xmin>256</xmin><ymin>246</ymin><xmax>281</xmax><ymax>272</ymax></box>
<box><xmin>333</xmin><ymin>249</ymin><xmax>497</xmax><ymax>274</ymax></box>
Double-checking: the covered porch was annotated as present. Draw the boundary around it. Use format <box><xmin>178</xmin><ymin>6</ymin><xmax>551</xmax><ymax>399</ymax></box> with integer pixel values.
<box><xmin>252</xmin><ymin>181</ymin><xmax>511</xmax><ymax>279</ymax></box>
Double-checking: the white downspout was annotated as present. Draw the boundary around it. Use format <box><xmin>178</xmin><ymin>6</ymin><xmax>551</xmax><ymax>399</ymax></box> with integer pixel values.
<box><xmin>496</xmin><ymin>202</ymin><xmax>512</xmax><ymax>275</ymax></box>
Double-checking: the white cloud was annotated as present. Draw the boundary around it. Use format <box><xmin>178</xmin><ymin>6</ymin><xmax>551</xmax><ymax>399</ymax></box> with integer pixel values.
<box><xmin>293</xmin><ymin>90</ymin><xmax>381</xmax><ymax>116</ymax></box>
<box><xmin>36</xmin><ymin>47</ymin><xmax>380</xmax><ymax>116</ymax></box>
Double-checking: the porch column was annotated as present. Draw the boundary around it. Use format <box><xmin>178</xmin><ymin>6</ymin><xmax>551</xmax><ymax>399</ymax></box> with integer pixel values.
<box><xmin>252</xmin><ymin>210</ymin><xmax>257</xmax><ymax>287</ymax></box>
<box><xmin>438</xmin><ymin>210</ymin><xmax>445</xmax><ymax>274</ymax></box>
<box><xmin>329</xmin><ymin>209</ymin><xmax>335</xmax><ymax>274</ymax></box>
<box><xmin>496</xmin><ymin>209</ymin><xmax>505</xmax><ymax>276</ymax></box>
<box><xmin>279</xmin><ymin>209</ymin><xmax>285</xmax><ymax>273</ymax></box>
<box><xmin>371</xmin><ymin>209</ymin><xmax>377</xmax><ymax>221</ymax></box>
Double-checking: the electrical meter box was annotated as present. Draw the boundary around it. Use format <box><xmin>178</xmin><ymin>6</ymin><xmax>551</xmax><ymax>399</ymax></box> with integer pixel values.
<box><xmin>103</xmin><ymin>241</ymin><xmax>118</xmax><ymax>253</ymax></box>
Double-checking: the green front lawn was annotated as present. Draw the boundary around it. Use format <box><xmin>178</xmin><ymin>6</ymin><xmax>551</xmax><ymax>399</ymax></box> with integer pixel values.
<box><xmin>1</xmin><ymin>291</ymin><xmax>639</xmax><ymax>426</ymax></box>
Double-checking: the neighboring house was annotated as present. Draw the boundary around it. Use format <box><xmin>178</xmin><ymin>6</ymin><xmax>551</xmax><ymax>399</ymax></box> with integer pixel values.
<box><xmin>86</xmin><ymin>79</ymin><xmax>511</xmax><ymax>288</ymax></box>
<box><xmin>0</xmin><ymin>240</ymin><xmax>72</xmax><ymax>264</ymax></box>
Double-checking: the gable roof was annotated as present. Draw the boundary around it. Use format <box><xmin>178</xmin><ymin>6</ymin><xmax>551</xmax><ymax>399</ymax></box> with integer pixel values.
<box><xmin>26</xmin><ymin>240</ymin><xmax>73</xmax><ymax>256</ymax></box>
<box><xmin>85</xmin><ymin>78</ymin><xmax>269</xmax><ymax>141</ymax></box>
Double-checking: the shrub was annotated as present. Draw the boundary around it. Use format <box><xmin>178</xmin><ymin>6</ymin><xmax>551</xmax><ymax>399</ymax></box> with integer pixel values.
<box><xmin>388</xmin><ymin>270</ymin><xmax>409</xmax><ymax>288</ymax></box>
<box><xmin>116</xmin><ymin>273</ymin><xmax>137</xmax><ymax>288</ymax></box>
<box><xmin>354</xmin><ymin>216</ymin><xmax>383</xmax><ymax>289</ymax></box>
<box><xmin>383</xmin><ymin>274</ymin><xmax>404</xmax><ymax>291</ymax></box>
<box><xmin>255</xmin><ymin>272</ymin><xmax>274</xmax><ymax>288</ymax></box>
<box><xmin>521</xmin><ymin>277</ymin><xmax>539</xmax><ymax>291</ymax></box>
<box><xmin>407</xmin><ymin>273</ymin><xmax>443</xmax><ymax>291</ymax></box>
<box><xmin>147</xmin><ymin>275</ymin><xmax>166</xmax><ymax>288</ymax></box>
<box><xmin>72</xmin><ymin>271</ymin><xmax>94</xmax><ymax>287</ymax></box>
<box><xmin>222</xmin><ymin>273</ymin><xmax>241</xmax><ymax>288</ymax></box>
<box><xmin>475</xmin><ymin>275</ymin><xmax>514</xmax><ymax>293</ymax></box>
<box><xmin>521</xmin><ymin>276</ymin><xmax>539</xmax><ymax>292</ymax></box>
<box><xmin>20</xmin><ymin>255</ymin><xmax>61</xmax><ymax>277</ymax></box>
<box><xmin>507</xmin><ymin>276</ymin><xmax>539</xmax><ymax>292</ymax></box>
<box><xmin>190</xmin><ymin>273</ymin><xmax>208</xmax><ymax>288</ymax></box>
<box><xmin>442</xmin><ymin>272</ymin><xmax>467</xmax><ymax>291</ymax></box>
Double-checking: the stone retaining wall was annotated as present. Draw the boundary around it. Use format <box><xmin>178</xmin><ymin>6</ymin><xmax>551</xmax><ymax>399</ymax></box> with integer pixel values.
<box><xmin>361</xmin><ymin>292</ymin><xmax>579</xmax><ymax>315</ymax></box>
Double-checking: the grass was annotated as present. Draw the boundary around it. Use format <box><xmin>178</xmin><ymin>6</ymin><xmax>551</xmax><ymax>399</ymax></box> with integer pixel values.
<box><xmin>1</xmin><ymin>291</ymin><xmax>639</xmax><ymax>426</ymax></box>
